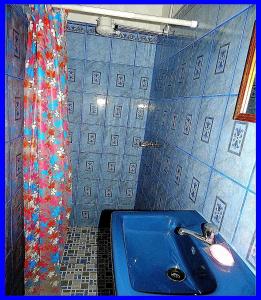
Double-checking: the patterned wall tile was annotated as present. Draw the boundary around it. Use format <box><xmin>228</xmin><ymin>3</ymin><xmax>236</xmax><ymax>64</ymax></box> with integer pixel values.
<box><xmin>5</xmin><ymin>201</ymin><xmax>12</xmax><ymax>255</ymax></box>
<box><xmin>175</xmin><ymin>98</ymin><xmax>201</xmax><ymax>153</ymax></box>
<box><xmin>105</xmin><ymin>96</ymin><xmax>130</xmax><ymax>127</ymax></box>
<box><xmin>82</xmin><ymin>93</ymin><xmax>106</xmax><ymax>125</ymax></box>
<box><xmin>78</xmin><ymin>152</ymin><xmax>101</xmax><ymax>180</ymax></box>
<box><xmin>118</xmin><ymin>181</ymin><xmax>137</xmax><ymax>209</ymax></box>
<box><xmin>68</xmin><ymin>59</ymin><xmax>84</xmax><ymax>91</ymax></box>
<box><xmin>68</xmin><ymin>92</ymin><xmax>83</xmax><ymax>123</ymax></box>
<box><xmin>128</xmin><ymin>99</ymin><xmax>149</xmax><ymax>129</ymax></box>
<box><xmin>77</xmin><ymin>179</ymin><xmax>99</xmax><ymax>205</ymax></box>
<box><xmin>84</xmin><ymin>61</ymin><xmax>109</xmax><ymax>94</ymax></box>
<box><xmin>7</xmin><ymin>77</ymin><xmax>24</xmax><ymax>140</ymax></box>
<box><xmin>228</xmin><ymin>121</ymin><xmax>248</xmax><ymax>156</ymax></box>
<box><xmin>132</xmin><ymin>67</ymin><xmax>153</xmax><ymax>99</ymax></box>
<box><xmin>5</xmin><ymin>5</ymin><xmax>27</xmax><ymax>78</ymax></box>
<box><xmin>103</xmin><ymin>126</ymin><xmax>126</xmax><ymax>155</ymax></box>
<box><xmin>122</xmin><ymin>155</ymin><xmax>141</xmax><ymax>181</ymax></box>
<box><xmin>99</xmin><ymin>180</ymin><xmax>119</xmax><ymax>206</ymax></box>
<box><xmin>5</xmin><ymin>142</ymin><xmax>10</xmax><ymax>202</ymax></box>
<box><xmin>203</xmin><ymin>171</ymin><xmax>245</xmax><ymax>242</ymax></box>
<box><xmin>80</xmin><ymin>124</ymin><xmax>104</xmax><ymax>153</ymax></box>
<box><xmin>10</xmin><ymin>137</ymin><xmax>23</xmax><ymax>198</ymax></box>
<box><xmin>204</xmin><ymin>11</ymin><xmax>247</xmax><ymax>95</ymax></box>
<box><xmin>192</xmin><ymin>96</ymin><xmax>227</xmax><ymax>166</ymax></box>
<box><xmin>68</xmin><ymin>123</ymin><xmax>80</xmax><ymax>152</ymax></box>
<box><xmin>66</xmin><ymin>22</ymin><xmax>85</xmax><ymax>34</ymax></box>
<box><xmin>11</xmin><ymin>187</ymin><xmax>23</xmax><ymax>244</ymax></box>
<box><xmin>247</xmin><ymin>233</ymin><xmax>256</xmax><ymax>269</ymax></box>
<box><xmin>108</xmin><ymin>64</ymin><xmax>134</xmax><ymax>97</ymax></box>
<box><xmin>100</xmin><ymin>154</ymin><xmax>123</xmax><ymax>180</ymax></box>
<box><xmin>214</xmin><ymin>96</ymin><xmax>255</xmax><ymax>186</ymax></box>
<box><xmin>125</xmin><ymin>128</ymin><xmax>145</xmax><ymax>156</ymax></box>
<box><xmin>75</xmin><ymin>203</ymin><xmax>98</xmax><ymax>226</ymax></box>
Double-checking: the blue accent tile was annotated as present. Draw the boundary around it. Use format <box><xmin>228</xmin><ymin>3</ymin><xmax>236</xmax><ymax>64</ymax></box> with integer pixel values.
<box><xmin>67</xmin><ymin>31</ymin><xmax>86</xmax><ymax>59</ymax></box>
<box><xmin>75</xmin><ymin>203</ymin><xmax>98</xmax><ymax>226</ymax></box>
<box><xmin>204</xmin><ymin>12</ymin><xmax>247</xmax><ymax>96</ymax></box>
<box><xmin>84</xmin><ymin>61</ymin><xmax>109</xmax><ymax>94</ymax></box>
<box><xmin>135</xmin><ymin>40</ymin><xmax>156</xmax><ymax>67</ymax></box>
<box><xmin>132</xmin><ymin>67</ymin><xmax>153</xmax><ymax>99</ymax></box>
<box><xmin>99</xmin><ymin>180</ymin><xmax>119</xmax><ymax>205</ymax></box>
<box><xmin>192</xmin><ymin>96</ymin><xmax>228</xmax><ymax>166</ymax></box>
<box><xmin>80</xmin><ymin>124</ymin><xmax>104</xmax><ymax>153</ymax></box>
<box><xmin>66</xmin><ymin>21</ymin><xmax>85</xmax><ymax>34</ymax></box>
<box><xmin>125</xmin><ymin>128</ymin><xmax>145</xmax><ymax>156</ymax></box>
<box><xmin>103</xmin><ymin>126</ymin><xmax>126</xmax><ymax>155</ymax></box>
<box><xmin>100</xmin><ymin>154</ymin><xmax>123</xmax><ymax>180</ymax></box>
<box><xmin>203</xmin><ymin>171</ymin><xmax>246</xmax><ymax>243</ymax></box>
<box><xmin>108</xmin><ymin>64</ymin><xmax>134</xmax><ymax>97</ymax></box>
<box><xmin>82</xmin><ymin>93</ymin><xmax>106</xmax><ymax>125</ymax></box>
<box><xmin>111</xmin><ymin>38</ymin><xmax>136</xmax><ymax>65</ymax></box>
<box><xmin>7</xmin><ymin>77</ymin><xmax>24</xmax><ymax>140</ymax></box>
<box><xmin>68</xmin><ymin>59</ymin><xmax>84</xmax><ymax>91</ymax></box>
<box><xmin>232</xmin><ymin>192</ymin><xmax>256</xmax><ymax>270</ymax></box>
<box><xmin>128</xmin><ymin>99</ymin><xmax>149</xmax><ymax>129</ymax></box>
<box><xmin>77</xmin><ymin>179</ymin><xmax>99</xmax><ymax>204</ymax></box>
<box><xmin>85</xmin><ymin>34</ymin><xmax>111</xmax><ymax>62</ymax></box>
<box><xmin>68</xmin><ymin>92</ymin><xmax>83</xmax><ymax>123</ymax></box>
<box><xmin>105</xmin><ymin>96</ymin><xmax>130</xmax><ymax>127</ymax></box>
<box><xmin>214</xmin><ymin>96</ymin><xmax>255</xmax><ymax>186</ymax></box>
<box><xmin>122</xmin><ymin>155</ymin><xmax>141</xmax><ymax>181</ymax></box>
<box><xmin>78</xmin><ymin>152</ymin><xmax>101</xmax><ymax>180</ymax></box>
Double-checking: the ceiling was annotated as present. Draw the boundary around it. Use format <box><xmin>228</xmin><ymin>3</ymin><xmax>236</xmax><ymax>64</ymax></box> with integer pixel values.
<box><xmin>67</xmin><ymin>4</ymin><xmax>183</xmax><ymax>33</ymax></box>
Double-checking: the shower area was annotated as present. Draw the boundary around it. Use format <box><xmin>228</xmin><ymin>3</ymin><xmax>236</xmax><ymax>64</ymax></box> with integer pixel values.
<box><xmin>5</xmin><ymin>4</ymin><xmax>256</xmax><ymax>296</ymax></box>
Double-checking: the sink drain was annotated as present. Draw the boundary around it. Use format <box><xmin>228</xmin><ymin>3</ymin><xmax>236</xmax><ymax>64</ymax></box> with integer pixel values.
<box><xmin>167</xmin><ymin>268</ymin><xmax>186</xmax><ymax>282</ymax></box>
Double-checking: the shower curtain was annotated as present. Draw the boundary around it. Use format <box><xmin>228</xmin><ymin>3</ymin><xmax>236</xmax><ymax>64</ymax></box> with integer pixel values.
<box><xmin>23</xmin><ymin>5</ymin><xmax>72</xmax><ymax>295</ymax></box>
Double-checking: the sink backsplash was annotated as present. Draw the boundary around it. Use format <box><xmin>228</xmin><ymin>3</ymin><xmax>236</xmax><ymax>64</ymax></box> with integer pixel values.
<box><xmin>136</xmin><ymin>4</ymin><xmax>256</xmax><ymax>274</ymax></box>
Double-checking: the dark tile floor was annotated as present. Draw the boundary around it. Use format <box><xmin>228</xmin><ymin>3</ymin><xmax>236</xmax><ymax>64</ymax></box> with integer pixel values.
<box><xmin>61</xmin><ymin>227</ymin><xmax>114</xmax><ymax>296</ymax></box>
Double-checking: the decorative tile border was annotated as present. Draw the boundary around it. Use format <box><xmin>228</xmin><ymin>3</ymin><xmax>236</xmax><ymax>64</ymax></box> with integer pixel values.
<box><xmin>189</xmin><ymin>177</ymin><xmax>200</xmax><ymax>203</ymax></box>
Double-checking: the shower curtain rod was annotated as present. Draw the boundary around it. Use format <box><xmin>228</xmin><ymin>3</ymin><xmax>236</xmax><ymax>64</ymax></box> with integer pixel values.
<box><xmin>52</xmin><ymin>5</ymin><xmax>198</xmax><ymax>28</ymax></box>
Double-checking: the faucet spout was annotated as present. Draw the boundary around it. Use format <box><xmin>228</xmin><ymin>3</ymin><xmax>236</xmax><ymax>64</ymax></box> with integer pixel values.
<box><xmin>177</xmin><ymin>223</ymin><xmax>218</xmax><ymax>245</ymax></box>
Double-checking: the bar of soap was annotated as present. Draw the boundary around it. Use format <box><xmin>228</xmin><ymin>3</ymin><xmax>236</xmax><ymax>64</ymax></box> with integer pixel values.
<box><xmin>209</xmin><ymin>244</ymin><xmax>235</xmax><ymax>267</ymax></box>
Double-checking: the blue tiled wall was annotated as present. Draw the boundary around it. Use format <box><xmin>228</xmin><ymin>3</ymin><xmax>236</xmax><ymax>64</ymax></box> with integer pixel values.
<box><xmin>5</xmin><ymin>5</ymin><xmax>28</xmax><ymax>295</ymax></box>
<box><xmin>66</xmin><ymin>22</ymin><xmax>158</xmax><ymax>226</ymax></box>
<box><xmin>136</xmin><ymin>4</ymin><xmax>256</xmax><ymax>273</ymax></box>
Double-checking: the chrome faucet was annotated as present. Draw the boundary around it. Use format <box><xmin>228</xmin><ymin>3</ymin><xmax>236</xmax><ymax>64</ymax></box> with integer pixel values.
<box><xmin>176</xmin><ymin>223</ymin><xmax>218</xmax><ymax>245</ymax></box>
<box><xmin>139</xmin><ymin>141</ymin><xmax>161</xmax><ymax>148</ymax></box>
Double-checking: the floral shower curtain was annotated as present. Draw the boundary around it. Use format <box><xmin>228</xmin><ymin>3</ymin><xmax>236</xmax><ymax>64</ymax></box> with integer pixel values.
<box><xmin>23</xmin><ymin>5</ymin><xmax>72</xmax><ymax>295</ymax></box>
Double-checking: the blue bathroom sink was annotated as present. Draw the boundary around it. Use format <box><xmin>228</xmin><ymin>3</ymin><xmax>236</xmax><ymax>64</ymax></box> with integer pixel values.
<box><xmin>111</xmin><ymin>210</ymin><xmax>255</xmax><ymax>296</ymax></box>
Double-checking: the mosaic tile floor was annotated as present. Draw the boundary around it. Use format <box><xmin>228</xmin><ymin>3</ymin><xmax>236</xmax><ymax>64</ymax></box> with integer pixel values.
<box><xmin>61</xmin><ymin>227</ymin><xmax>114</xmax><ymax>296</ymax></box>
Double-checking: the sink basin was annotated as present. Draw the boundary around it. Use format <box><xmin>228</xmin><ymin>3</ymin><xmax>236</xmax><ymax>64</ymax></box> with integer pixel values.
<box><xmin>111</xmin><ymin>210</ymin><xmax>255</xmax><ymax>296</ymax></box>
